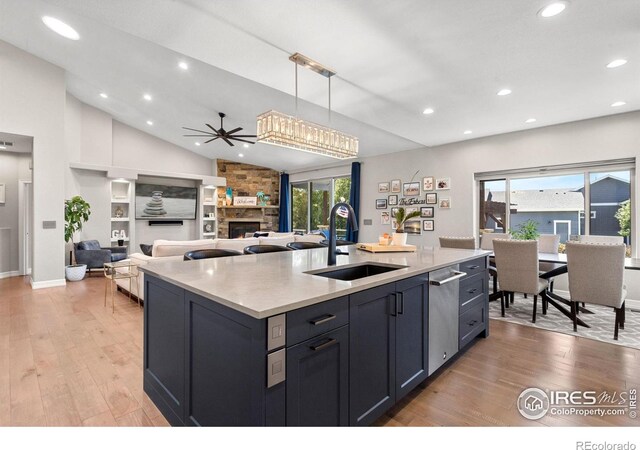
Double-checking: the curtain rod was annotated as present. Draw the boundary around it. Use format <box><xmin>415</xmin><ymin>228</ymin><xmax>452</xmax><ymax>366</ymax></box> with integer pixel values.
<box><xmin>285</xmin><ymin>161</ymin><xmax>362</xmax><ymax>176</ymax></box>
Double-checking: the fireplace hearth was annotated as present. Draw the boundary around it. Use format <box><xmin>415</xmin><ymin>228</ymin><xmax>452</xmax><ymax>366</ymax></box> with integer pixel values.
<box><xmin>228</xmin><ymin>221</ymin><xmax>261</xmax><ymax>239</ymax></box>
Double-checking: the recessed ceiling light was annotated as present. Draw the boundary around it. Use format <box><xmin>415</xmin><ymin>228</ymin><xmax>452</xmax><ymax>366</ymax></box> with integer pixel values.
<box><xmin>146</xmin><ymin>120</ymin><xmax>154</xmax><ymax>125</ymax></box>
<box><xmin>99</xmin><ymin>92</ymin><xmax>108</xmax><ymax>99</ymax></box>
<box><xmin>0</xmin><ymin>145</ymin><xmax>6</xmax><ymax>150</ymax></box>
<box><xmin>422</xmin><ymin>108</ymin><xmax>434</xmax><ymax>115</ymax></box>
<box><xmin>194</xmin><ymin>142</ymin><xmax>201</xmax><ymax>146</ymax></box>
<box><xmin>238</xmin><ymin>153</ymin><xmax>244</xmax><ymax>158</ymax></box>
<box><xmin>42</xmin><ymin>16</ymin><xmax>80</xmax><ymax>40</ymax></box>
<box><xmin>606</xmin><ymin>59</ymin><xmax>627</xmax><ymax>69</ymax></box>
<box><xmin>178</xmin><ymin>61</ymin><xmax>189</xmax><ymax>70</ymax></box>
<box><xmin>243</xmin><ymin>143</ymin><xmax>250</xmax><ymax>148</ymax></box>
<box><xmin>611</xmin><ymin>101</ymin><xmax>626</xmax><ymax>107</ymax></box>
<box><xmin>497</xmin><ymin>89</ymin><xmax>512</xmax><ymax>96</ymax></box>
<box><xmin>463</xmin><ymin>130</ymin><xmax>472</xmax><ymax>135</ymax></box>
<box><xmin>525</xmin><ymin>118</ymin><xmax>537</xmax><ymax>123</ymax></box>
<box><xmin>143</xmin><ymin>94</ymin><xmax>152</xmax><ymax>101</ymax></box>
<box><xmin>539</xmin><ymin>2</ymin><xmax>567</xmax><ymax>18</ymax></box>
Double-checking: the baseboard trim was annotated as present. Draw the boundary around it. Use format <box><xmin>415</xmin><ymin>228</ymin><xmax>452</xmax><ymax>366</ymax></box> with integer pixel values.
<box><xmin>30</xmin><ymin>278</ymin><xmax>66</xmax><ymax>289</ymax></box>
<box><xmin>552</xmin><ymin>288</ymin><xmax>640</xmax><ymax>312</ymax></box>
<box><xmin>0</xmin><ymin>271</ymin><xmax>20</xmax><ymax>280</ymax></box>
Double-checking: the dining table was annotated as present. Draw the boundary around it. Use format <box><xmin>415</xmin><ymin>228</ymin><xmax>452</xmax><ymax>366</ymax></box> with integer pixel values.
<box><xmin>488</xmin><ymin>252</ymin><xmax>640</xmax><ymax>328</ymax></box>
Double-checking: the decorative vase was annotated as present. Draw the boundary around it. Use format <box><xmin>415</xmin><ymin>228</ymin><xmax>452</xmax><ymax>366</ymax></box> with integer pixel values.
<box><xmin>65</xmin><ymin>264</ymin><xmax>87</xmax><ymax>282</ymax></box>
<box><xmin>392</xmin><ymin>232</ymin><xmax>408</xmax><ymax>246</ymax></box>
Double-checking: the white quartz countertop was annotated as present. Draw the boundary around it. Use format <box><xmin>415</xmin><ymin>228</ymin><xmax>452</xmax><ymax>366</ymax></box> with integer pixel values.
<box><xmin>140</xmin><ymin>246</ymin><xmax>490</xmax><ymax>319</ymax></box>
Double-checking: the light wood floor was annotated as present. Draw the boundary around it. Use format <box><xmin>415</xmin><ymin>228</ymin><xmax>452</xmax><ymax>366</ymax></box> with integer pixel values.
<box><xmin>1</xmin><ymin>276</ymin><xmax>638</xmax><ymax>427</ymax></box>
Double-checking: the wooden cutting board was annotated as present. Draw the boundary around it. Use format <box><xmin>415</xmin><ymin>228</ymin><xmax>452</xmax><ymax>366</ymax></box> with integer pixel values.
<box><xmin>356</xmin><ymin>243</ymin><xmax>417</xmax><ymax>253</ymax></box>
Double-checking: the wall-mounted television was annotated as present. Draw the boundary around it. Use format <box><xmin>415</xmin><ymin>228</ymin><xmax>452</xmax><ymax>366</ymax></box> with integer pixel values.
<box><xmin>135</xmin><ymin>183</ymin><xmax>197</xmax><ymax>220</ymax></box>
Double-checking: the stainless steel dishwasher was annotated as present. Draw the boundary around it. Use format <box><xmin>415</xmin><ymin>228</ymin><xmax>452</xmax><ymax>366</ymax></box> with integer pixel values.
<box><xmin>428</xmin><ymin>264</ymin><xmax>466</xmax><ymax>375</ymax></box>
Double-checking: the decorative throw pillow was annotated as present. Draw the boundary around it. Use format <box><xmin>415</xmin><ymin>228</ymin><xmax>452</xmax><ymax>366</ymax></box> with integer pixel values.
<box><xmin>253</xmin><ymin>232</ymin><xmax>269</xmax><ymax>238</ymax></box>
<box><xmin>139</xmin><ymin>244</ymin><xmax>153</xmax><ymax>256</ymax></box>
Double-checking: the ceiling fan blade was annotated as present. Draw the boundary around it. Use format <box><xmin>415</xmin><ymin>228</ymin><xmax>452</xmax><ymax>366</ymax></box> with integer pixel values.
<box><xmin>205</xmin><ymin>123</ymin><xmax>220</xmax><ymax>133</ymax></box>
<box><xmin>226</xmin><ymin>127</ymin><xmax>243</xmax><ymax>135</ymax></box>
<box><xmin>183</xmin><ymin>134</ymin><xmax>214</xmax><ymax>137</ymax></box>
<box><xmin>183</xmin><ymin>126</ymin><xmax>214</xmax><ymax>134</ymax></box>
<box><xmin>221</xmin><ymin>137</ymin><xmax>235</xmax><ymax>146</ymax></box>
<box><xmin>229</xmin><ymin>137</ymin><xmax>255</xmax><ymax>144</ymax></box>
<box><xmin>204</xmin><ymin>137</ymin><xmax>220</xmax><ymax>143</ymax></box>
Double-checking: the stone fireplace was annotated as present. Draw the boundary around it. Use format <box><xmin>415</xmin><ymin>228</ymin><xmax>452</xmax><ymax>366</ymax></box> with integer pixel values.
<box><xmin>228</xmin><ymin>221</ymin><xmax>261</xmax><ymax>239</ymax></box>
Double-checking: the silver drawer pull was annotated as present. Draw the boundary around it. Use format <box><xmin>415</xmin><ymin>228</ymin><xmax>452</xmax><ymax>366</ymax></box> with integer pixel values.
<box><xmin>430</xmin><ymin>271</ymin><xmax>467</xmax><ymax>286</ymax></box>
<box><xmin>466</xmin><ymin>265</ymin><xmax>480</xmax><ymax>270</ymax></box>
<box><xmin>467</xmin><ymin>288</ymin><xmax>478</xmax><ymax>294</ymax></box>
<box><xmin>309</xmin><ymin>314</ymin><xmax>336</xmax><ymax>326</ymax></box>
<box><xmin>310</xmin><ymin>338</ymin><xmax>337</xmax><ymax>352</ymax></box>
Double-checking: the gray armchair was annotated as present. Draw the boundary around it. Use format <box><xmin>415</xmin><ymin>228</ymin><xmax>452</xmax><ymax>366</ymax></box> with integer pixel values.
<box><xmin>74</xmin><ymin>240</ymin><xmax>127</xmax><ymax>270</ymax></box>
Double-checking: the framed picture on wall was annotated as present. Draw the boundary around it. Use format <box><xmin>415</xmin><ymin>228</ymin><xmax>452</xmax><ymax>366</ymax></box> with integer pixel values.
<box><xmin>439</xmin><ymin>197</ymin><xmax>451</xmax><ymax>209</ymax></box>
<box><xmin>422</xmin><ymin>176</ymin><xmax>434</xmax><ymax>191</ymax></box>
<box><xmin>381</xmin><ymin>211</ymin><xmax>390</xmax><ymax>225</ymax></box>
<box><xmin>376</xmin><ymin>199</ymin><xmax>388</xmax><ymax>209</ymax></box>
<box><xmin>390</xmin><ymin>179</ymin><xmax>401</xmax><ymax>193</ymax></box>
<box><xmin>378</xmin><ymin>182</ymin><xmax>390</xmax><ymax>193</ymax></box>
<box><xmin>403</xmin><ymin>182</ymin><xmax>420</xmax><ymax>196</ymax></box>
<box><xmin>391</xmin><ymin>218</ymin><xmax>399</xmax><ymax>230</ymax></box>
<box><xmin>426</xmin><ymin>193</ymin><xmax>438</xmax><ymax>204</ymax></box>
<box><xmin>423</xmin><ymin>220</ymin><xmax>434</xmax><ymax>231</ymax></box>
<box><xmin>405</xmin><ymin>207</ymin><xmax>419</xmax><ymax>218</ymax></box>
<box><xmin>388</xmin><ymin>194</ymin><xmax>398</xmax><ymax>206</ymax></box>
<box><xmin>420</xmin><ymin>207</ymin><xmax>434</xmax><ymax>218</ymax></box>
<box><xmin>391</xmin><ymin>207</ymin><xmax>399</xmax><ymax>217</ymax></box>
<box><xmin>436</xmin><ymin>177</ymin><xmax>451</xmax><ymax>190</ymax></box>
<box><xmin>404</xmin><ymin>221</ymin><xmax>422</xmax><ymax>235</ymax></box>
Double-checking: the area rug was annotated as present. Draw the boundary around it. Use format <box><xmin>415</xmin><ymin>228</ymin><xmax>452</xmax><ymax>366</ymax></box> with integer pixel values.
<box><xmin>488</xmin><ymin>293</ymin><xmax>640</xmax><ymax>350</ymax></box>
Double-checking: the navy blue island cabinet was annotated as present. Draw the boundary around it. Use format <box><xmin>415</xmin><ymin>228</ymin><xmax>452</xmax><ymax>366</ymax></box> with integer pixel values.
<box><xmin>143</xmin><ymin>264</ymin><xmax>487</xmax><ymax>426</ymax></box>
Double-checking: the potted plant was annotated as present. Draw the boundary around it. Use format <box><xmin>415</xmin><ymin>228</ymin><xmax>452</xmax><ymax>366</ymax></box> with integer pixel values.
<box><xmin>64</xmin><ymin>195</ymin><xmax>91</xmax><ymax>281</ymax></box>
<box><xmin>509</xmin><ymin>219</ymin><xmax>540</xmax><ymax>240</ymax></box>
<box><xmin>392</xmin><ymin>207</ymin><xmax>421</xmax><ymax>246</ymax></box>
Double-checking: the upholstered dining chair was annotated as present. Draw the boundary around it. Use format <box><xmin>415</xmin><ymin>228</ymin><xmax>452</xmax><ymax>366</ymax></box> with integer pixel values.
<box><xmin>243</xmin><ymin>244</ymin><xmax>292</xmax><ymax>254</ymax></box>
<box><xmin>481</xmin><ymin>233</ymin><xmax>510</xmax><ymax>296</ymax></box>
<box><xmin>439</xmin><ymin>236</ymin><xmax>476</xmax><ymax>249</ymax></box>
<box><xmin>183</xmin><ymin>249</ymin><xmax>241</xmax><ymax>261</ymax></box>
<box><xmin>565</xmin><ymin>242</ymin><xmax>626</xmax><ymax>339</ymax></box>
<box><xmin>538</xmin><ymin>234</ymin><xmax>561</xmax><ymax>292</ymax></box>
<box><xmin>492</xmin><ymin>239</ymin><xmax>550</xmax><ymax>322</ymax></box>
<box><xmin>577</xmin><ymin>235</ymin><xmax>624</xmax><ymax>244</ymax></box>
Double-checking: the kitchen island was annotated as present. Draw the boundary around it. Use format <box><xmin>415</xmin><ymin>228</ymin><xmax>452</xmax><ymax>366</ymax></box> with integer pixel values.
<box><xmin>140</xmin><ymin>245</ymin><xmax>490</xmax><ymax>426</ymax></box>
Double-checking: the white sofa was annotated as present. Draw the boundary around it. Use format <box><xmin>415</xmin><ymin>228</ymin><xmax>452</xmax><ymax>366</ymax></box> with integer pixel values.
<box><xmin>116</xmin><ymin>234</ymin><xmax>325</xmax><ymax>300</ymax></box>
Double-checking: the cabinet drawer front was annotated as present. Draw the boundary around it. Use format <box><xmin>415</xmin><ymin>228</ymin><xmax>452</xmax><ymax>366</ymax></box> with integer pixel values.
<box><xmin>459</xmin><ymin>257</ymin><xmax>487</xmax><ymax>279</ymax></box>
<box><xmin>459</xmin><ymin>274</ymin><xmax>485</xmax><ymax>311</ymax></box>
<box><xmin>459</xmin><ymin>300</ymin><xmax>486</xmax><ymax>349</ymax></box>
<box><xmin>286</xmin><ymin>296</ymin><xmax>348</xmax><ymax>347</ymax></box>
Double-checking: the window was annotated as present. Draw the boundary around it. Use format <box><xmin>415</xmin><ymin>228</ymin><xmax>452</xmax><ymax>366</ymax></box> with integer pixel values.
<box><xmin>476</xmin><ymin>160</ymin><xmax>634</xmax><ymax>254</ymax></box>
<box><xmin>290</xmin><ymin>176</ymin><xmax>351</xmax><ymax>237</ymax></box>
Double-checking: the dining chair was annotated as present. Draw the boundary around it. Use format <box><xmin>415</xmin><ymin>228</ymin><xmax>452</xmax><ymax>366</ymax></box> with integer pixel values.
<box><xmin>439</xmin><ymin>236</ymin><xmax>476</xmax><ymax>249</ymax></box>
<box><xmin>286</xmin><ymin>241</ymin><xmax>324</xmax><ymax>250</ymax></box>
<box><xmin>577</xmin><ymin>235</ymin><xmax>624</xmax><ymax>244</ymax></box>
<box><xmin>481</xmin><ymin>233</ymin><xmax>510</xmax><ymax>296</ymax></box>
<box><xmin>243</xmin><ymin>244</ymin><xmax>293</xmax><ymax>254</ymax></box>
<box><xmin>538</xmin><ymin>234</ymin><xmax>561</xmax><ymax>292</ymax></box>
<box><xmin>565</xmin><ymin>242</ymin><xmax>626</xmax><ymax>339</ymax></box>
<box><xmin>492</xmin><ymin>239</ymin><xmax>549</xmax><ymax>322</ymax></box>
<box><xmin>183</xmin><ymin>249</ymin><xmax>241</xmax><ymax>261</ymax></box>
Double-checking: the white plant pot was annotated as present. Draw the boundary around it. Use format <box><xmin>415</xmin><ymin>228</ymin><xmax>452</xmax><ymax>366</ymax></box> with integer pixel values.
<box><xmin>65</xmin><ymin>264</ymin><xmax>87</xmax><ymax>282</ymax></box>
<box><xmin>392</xmin><ymin>232</ymin><xmax>408</xmax><ymax>246</ymax></box>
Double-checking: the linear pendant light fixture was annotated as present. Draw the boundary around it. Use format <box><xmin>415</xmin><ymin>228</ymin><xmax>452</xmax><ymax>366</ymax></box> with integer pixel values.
<box><xmin>256</xmin><ymin>53</ymin><xmax>359</xmax><ymax>159</ymax></box>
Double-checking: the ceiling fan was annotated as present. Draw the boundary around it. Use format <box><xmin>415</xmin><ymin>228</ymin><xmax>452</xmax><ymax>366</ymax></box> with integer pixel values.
<box><xmin>183</xmin><ymin>112</ymin><xmax>256</xmax><ymax>147</ymax></box>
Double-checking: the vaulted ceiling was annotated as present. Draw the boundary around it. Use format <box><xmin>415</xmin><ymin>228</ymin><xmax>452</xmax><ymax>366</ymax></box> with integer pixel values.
<box><xmin>1</xmin><ymin>0</ymin><xmax>638</xmax><ymax>170</ymax></box>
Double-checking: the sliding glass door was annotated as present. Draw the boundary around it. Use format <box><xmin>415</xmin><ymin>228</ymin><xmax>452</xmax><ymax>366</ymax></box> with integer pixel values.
<box><xmin>291</xmin><ymin>176</ymin><xmax>351</xmax><ymax>237</ymax></box>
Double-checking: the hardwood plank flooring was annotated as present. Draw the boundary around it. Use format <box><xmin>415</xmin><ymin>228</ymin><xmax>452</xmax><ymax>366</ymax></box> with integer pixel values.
<box><xmin>1</xmin><ymin>275</ymin><xmax>638</xmax><ymax>427</ymax></box>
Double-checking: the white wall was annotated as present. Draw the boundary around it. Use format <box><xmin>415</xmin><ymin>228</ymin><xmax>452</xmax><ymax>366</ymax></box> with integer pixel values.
<box><xmin>0</xmin><ymin>151</ymin><xmax>32</xmax><ymax>275</ymax></box>
<box><xmin>0</xmin><ymin>40</ymin><xmax>66</xmax><ymax>285</ymax></box>
<box><xmin>360</xmin><ymin>111</ymin><xmax>640</xmax><ymax>246</ymax></box>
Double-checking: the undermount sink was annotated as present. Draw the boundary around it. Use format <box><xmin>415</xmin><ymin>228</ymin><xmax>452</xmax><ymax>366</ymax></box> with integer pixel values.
<box><xmin>306</xmin><ymin>263</ymin><xmax>407</xmax><ymax>281</ymax></box>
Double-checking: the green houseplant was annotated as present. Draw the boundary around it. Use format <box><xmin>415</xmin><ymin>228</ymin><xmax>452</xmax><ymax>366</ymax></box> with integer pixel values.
<box><xmin>64</xmin><ymin>195</ymin><xmax>91</xmax><ymax>281</ymax></box>
<box><xmin>509</xmin><ymin>219</ymin><xmax>540</xmax><ymax>240</ymax></box>
<box><xmin>391</xmin><ymin>207</ymin><xmax>421</xmax><ymax>245</ymax></box>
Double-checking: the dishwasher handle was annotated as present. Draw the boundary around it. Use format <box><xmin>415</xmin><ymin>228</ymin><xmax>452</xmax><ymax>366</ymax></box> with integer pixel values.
<box><xmin>429</xmin><ymin>271</ymin><xmax>467</xmax><ymax>286</ymax></box>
